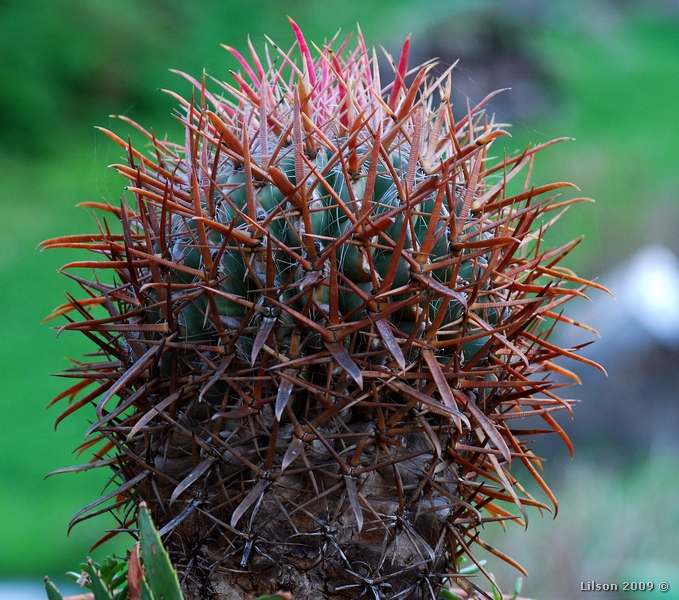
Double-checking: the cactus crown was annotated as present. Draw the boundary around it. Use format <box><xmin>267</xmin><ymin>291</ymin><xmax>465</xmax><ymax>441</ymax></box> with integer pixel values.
<box><xmin>42</xmin><ymin>20</ymin><xmax>604</xmax><ymax>600</ymax></box>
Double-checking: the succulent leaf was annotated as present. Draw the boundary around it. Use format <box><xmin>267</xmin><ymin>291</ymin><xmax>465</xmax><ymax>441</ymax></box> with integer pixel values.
<box><xmin>44</xmin><ymin>578</ymin><xmax>65</xmax><ymax>600</ymax></box>
<box><xmin>138</xmin><ymin>503</ymin><xmax>183</xmax><ymax>600</ymax></box>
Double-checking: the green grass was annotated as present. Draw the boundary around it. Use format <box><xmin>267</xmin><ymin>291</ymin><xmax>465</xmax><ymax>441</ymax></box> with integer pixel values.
<box><xmin>481</xmin><ymin>455</ymin><xmax>679</xmax><ymax>600</ymax></box>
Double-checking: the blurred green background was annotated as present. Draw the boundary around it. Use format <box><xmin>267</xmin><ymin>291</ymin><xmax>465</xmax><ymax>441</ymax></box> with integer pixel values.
<box><xmin>2</xmin><ymin>1</ymin><xmax>679</xmax><ymax>598</ymax></box>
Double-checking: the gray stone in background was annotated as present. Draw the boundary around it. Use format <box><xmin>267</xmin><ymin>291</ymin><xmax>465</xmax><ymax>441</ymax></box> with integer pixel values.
<box><xmin>537</xmin><ymin>245</ymin><xmax>679</xmax><ymax>463</ymax></box>
<box><xmin>409</xmin><ymin>8</ymin><xmax>556</xmax><ymax>122</ymax></box>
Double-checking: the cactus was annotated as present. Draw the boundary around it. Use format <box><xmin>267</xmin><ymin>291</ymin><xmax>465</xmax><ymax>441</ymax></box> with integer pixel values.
<box><xmin>42</xmin><ymin>20</ymin><xmax>604</xmax><ymax>600</ymax></box>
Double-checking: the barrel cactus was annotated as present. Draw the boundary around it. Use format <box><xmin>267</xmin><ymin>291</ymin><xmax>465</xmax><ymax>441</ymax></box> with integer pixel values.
<box><xmin>42</xmin><ymin>20</ymin><xmax>604</xmax><ymax>600</ymax></box>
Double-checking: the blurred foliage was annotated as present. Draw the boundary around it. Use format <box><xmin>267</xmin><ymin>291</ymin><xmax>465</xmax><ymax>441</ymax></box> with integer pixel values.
<box><xmin>2</xmin><ymin>0</ymin><xmax>679</xmax><ymax>593</ymax></box>
<box><xmin>482</xmin><ymin>455</ymin><xmax>679</xmax><ymax>599</ymax></box>
<box><xmin>0</xmin><ymin>0</ymin><xmax>471</xmax><ymax>154</ymax></box>
<box><xmin>0</xmin><ymin>0</ymin><xmax>185</xmax><ymax>153</ymax></box>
